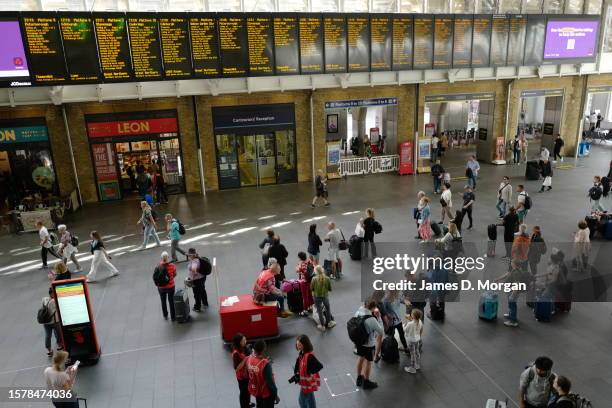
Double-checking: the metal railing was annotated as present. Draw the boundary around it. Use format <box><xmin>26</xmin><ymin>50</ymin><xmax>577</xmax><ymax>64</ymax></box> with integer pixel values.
<box><xmin>339</xmin><ymin>154</ymin><xmax>400</xmax><ymax>176</ymax></box>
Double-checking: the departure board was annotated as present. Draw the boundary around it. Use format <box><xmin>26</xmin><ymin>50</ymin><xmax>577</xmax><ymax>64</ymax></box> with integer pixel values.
<box><xmin>299</xmin><ymin>15</ymin><xmax>323</xmax><ymax>74</ymax></box>
<box><xmin>189</xmin><ymin>14</ymin><xmax>220</xmax><ymax>77</ymax></box>
<box><xmin>159</xmin><ymin>14</ymin><xmax>192</xmax><ymax>79</ymax></box>
<box><xmin>324</xmin><ymin>15</ymin><xmax>347</xmax><ymax>73</ymax></box>
<box><xmin>347</xmin><ymin>14</ymin><xmax>369</xmax><ymax>72</ymax></box>
<box><xmin>218</xmin><ymin>14</ymin><xmax>248</xmax><ymax>76</ymax></box>
<box><xmin>21</xmin><ymin>13</ymin><xmax>67</xmax><ymax>83</ymax></box>
<box><xmin>490</xmin><ymin>15</ymin><xmax>509</xmax><ymax>67</ymax></box>
<box><xmin>507</xmin><ymin>15</ymin><xmax>527</xmax><ymax>66</ymax></box>
<box><xmin>370</xmin><ymin>15</ymin><xmax>391</xmax><ymax>71</ymax></box>
<box><xmin>433</xmin><ymin>15</ymin><xmax>453</xmax><ymax>69</ymax></box>
<box><xmin>247</xmin><ymin>15</ymin><xmax>275</xmax><ymax>76</ymax></box>
<box><xmin>273</xmin><ymin>15</ymin><xmax>299</xmax><ymax>75</ymax></box>
<box><xmin>471</xmin><ymin>15</ymin><xmax>491</xmax><ymax>68</ymax></box>
<box><xmin>94</xmin><ymin>14</ymin><xmax>132</xmax><ymax>81</ymax></box>
<box><xmin>523</xmin><ymin>15</ymin><xmax>545</xmax><ymax>66</ymax></box>
<box><xmin>59</xmin><ymin>14</ymin><xmax>100</xmax><ymax>82</ymax></box>
<box><xmin>452</xmin><ymin>15</ymin><xmax>472</xmax><ymax>68</ymax></box>
<box><xmin>413</xmin><ymin>16</ymin><xmax>434</xmax><ymax>70</ymax></box>
<box><xmin>127</xmin><ymin>14</ymin><xmax>163</xmax><ymax>80</ymax></box>
<box><xmin>392</xmin><ymin>15</ymin><xmax>413</xmax><ymax>71</ymax></box>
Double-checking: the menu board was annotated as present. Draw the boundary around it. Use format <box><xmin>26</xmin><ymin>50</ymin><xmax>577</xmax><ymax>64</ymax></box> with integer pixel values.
<box><xmin>273</xmin><ymin>15</ymin><xmax>299</xmax><ymax>75</ymax></box>
<box><xmin>347</xmin><ymin>15</ymin><xmax>369</xmax><ymax>72</ymax></box>
<box><xmin>523</xmin><ymin>15</ymin><xmax>546</xmax><ymax>66</ymax></box>
<box><xmin>507</xmin><ymin>15</ymin><xmax>527</xmax><ymax>66</ymax></box>
<box><xmin>94</xmin><ymin>14</ymin><xmax>132</xmax><ymax>81</ymax></box>
<box><xmin>392</xmin><ymin>15</ymin><xmax>413</xmax><ymax>71</ymax></box>
<box><xmin>59</xmin><ymin>14</ymin><xmax>100</xmax><ymax>82</ymax></box>
<box><xmin>299</xmin><ymin>15</ymin><xmax>323</xmax><ymax>74</ymax></box>
<box><xmin>471</xmin><ymin>15</ymin><xmax>491</xmax><ymax>68</ymax></box>
<box><xmin>218</xmin><ymin>14</ymin><xmax>248</xmax><ymax>76</ymax></box>
<box><xmin>189</xmin><ymin>14</ymin><xmax>220</xmax><ymax>77</ymax></box>
<box><xmin>433</xmin><ymin>15</ymin><xmax>453</xmax><ymax>69</ymax></box>
<box><xmin>490</xmin><ymin>15</ymin><xmax>509</xmax><ymax>67</ymax></box>
<box><xmin>247</xmin><ymin>15</ymin><xmax>275</xmax><ymax>76</ymax></box>
<box><xmin>158</xmin><ymin>14</ymin><xmax>192</xmax><ymax>79</ymax></box>
<box><xmin>413</xmin><ymin>16</ymin><xmax>434</xmax><ymax>70</ymax></box>
<box><xmin>21</xmin><ymin>13</ymin><xmax>67</xmax><ymax>83</ymax></box>
<box><xmin>370</xmin><ymin>15</ymin><xmax>391</xmax><ymax>71</ymax></box>
<box><xmin>324</xmin><ymin>15</ymin><xmax>347</xmax><ymax>73</ymax></box>
<box><xmin>0</xmin><ymin>15</ymin><xmax>30</xmax><ymax>85</ymax></box>
<box><xmin>452</xmin><ymin>15</ymin><xmax>472</xmax><ymax>68</ymax></box>
<box><xmin>127</xmin><ymin>14</ymin><xmax>163</xmax><ymax>80</ymax></box>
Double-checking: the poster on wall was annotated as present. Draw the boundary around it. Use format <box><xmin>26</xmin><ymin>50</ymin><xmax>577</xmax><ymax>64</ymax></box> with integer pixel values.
<box><xmin>424</xmin><ymin>123</ymin><xmax>435</xmax><ymax>138</ymax></box>
<box><xmin>494</xmin><ymin>136</ymin><xmax>506</xmax><ymax>164</ymax></box>
<box><xmin>327</xmin><ymin>114</ymin><xmax>338</xmax><ymax>133</ymax></box>
<box><xmin>418</xmin><ymin>139</ymin><xmax>431</xmax><ymax>159</ymax></box>
<box><xmin>92</xmin><ymin>143</ymin><xmax>121</xmax><ymax>201</ymax></box>
<box><xmin>326</xmin><ymin>142</ymin><xmax>341</xmax><ymax>179</ymax></box>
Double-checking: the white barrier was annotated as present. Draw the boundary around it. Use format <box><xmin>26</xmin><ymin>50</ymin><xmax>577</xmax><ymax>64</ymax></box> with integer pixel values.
<box><xmin>339</xmin><ymin>155</ymin><xmax>400</xmax><ymax>176</ymax></box>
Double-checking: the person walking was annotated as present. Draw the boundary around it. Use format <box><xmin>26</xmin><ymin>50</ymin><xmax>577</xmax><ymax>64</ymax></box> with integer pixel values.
<box><xmin>382</xmin><ymin>291</ymin><xmax>409</xmax><ymax>354</ymax></box>
<box><xmin>41</xmin><ymin>287</ymin><xmax>62</xmax><ymax>357</ymax></box>
<box><xmin>259</xmin><ymin>229</ymin><xmax>275</xmax><ymax>268</ymax></box>
<box><xmin>539</xmin><ymin>160</ymin><xmax>553</xmax><ymax>192</ymax></box>
<box><xmin>513</xmin><ymin>136</ymin><xmax>521</xmax><ymax>164</ymax></box>
<box><xmin>496</xmin><ymin>176</ymin><xmax>513</xmax><ymax>218</ymax></box>
<box><xmin>528</xmin><ymin>226</ymin><xmax>547</xmax><ymax>277</ymax></box>
<box><xmin>574</xmin><ymin>220</ymin><xmax>591</xmax><ymax>271</ymax></box>
<box><xmin>44</xmin><ymin>351</ymin><xmax>79</xmax><ymax>408</ymax></box>
<box><xmin>512</xmin><ymin>224</ymin><xmax>531</xmax><ymax>272</ymax></box>
<box><xmin>431</xmin><ymin>161</ymin><xmax>444</xmax><ymax>194</ymax></box>
<box><xmin>431</xmin><ymin>134</ymin><xmax>439</xmax><ymax>163</ymax></box>
<box><xmin>307</xmin><ymin>224</ymin><xmax>322</xmax><ymax>265</ymax></box>
<box><xmin>86</xmin><ymin>231</ymin><xmax>119</xmax><ymax>283</ymax></box>
<box><xmin>292</xmin><ymin>335</ymin><xmax>323</xmax><ymax>408</ymax></box>
<box><xmin>57</xmin><ymin>224</ymin><xmax>82</xmax><ymax>272</ymax></box>
<box><xmin>231</xmin><ymin>333</ymin><xmax>253</xmax><ymax>408</ymax></box>
<box><xmin>311</xmin><ymin>170</ymin><xmax>330</xmax><ymax>208</ymax></box>
<box><xmin>362</xmin><ymin>208</ymin><xmax>378</xmax><ymax>259</ymax></box>
<box><xmin>539</xmin><ymin>146</ymin><xmax>550</xmax><ymax>162</ymax></box>
<box><xmin>417</xmin><ymin>196</ymin><xmax>433</xmax><ymax>243</ymax></box>
<box><xmin>439</xmin><ymin>182</ymin><xmax>453</xmax><ymax>224</ymax></box>
<box><xmin>520</xmin><ymin>134</ymin><xmax>528</xmax><ymax>163</ymax></box>
<box><xmin>154</xmin><ymin>168</ymin><xmax>167</xmax><ymax>204</ymax></box>
<box><xmin>324</xmin><ymin>222</ymin><xmax>342</xmax><ymax>279</ymax></box>
<box><xmin>37</xmin><ymin>221</ymin><xmax>61</xmax><ymax>270</ymax></box>
<box><xmin>136</xmin><ymin>201</ymin><xmax>161</xmax><ymax>250</ymax></box>
<box><xmin>165</xmin><ymin>214</ymin><xmax>186</xmax><ymax>263</ymax></box>
<box><xmin>155</xmin><ymin>251</ymin><xmax>177</xmax><ymax>321</ymax></box>
<box><xmin>588</xmin><ymin>176</ymin><xmax>606</xmax><ymax>212</ymax></box>
<box><xmin>516</xmin><ymin>185</ymin><xmax>530</xmax><ymax>224</ymax></box>
<box><xmin>552</xmin><ymin>134</ymin><xmax>564</xmax><ymax>162</ymax></box>
<box><xmin>466</xmin><ymin>155</ymin><xmax>480</xmax><ymax>189</ymax></box>
<box><xmin>501</xmin><ymin>207</ymin><xmax>520</xmax><ymax>259</ymax></box>
<box><xmin>310</xmin><ymin>265</ymin><xmax>335</xmax><ymax>331</ymax></box>
<box><xmin>461</xmin><ymin>185</ymin><xmax>475</xmax><ymax>230</ymax></box>
<box><xmin>186</xmin><ymin>248</ymin><xmax>209</xmax><ymax>312</ymax></box>
<box><xmin>403</xmin><ymin>308</ymin><xmax>423</xmax><ymax>374</ymax></box>
<box><xmin>354</xmin><ymin>300</ymin><xmax>384</xmax><ymax>390</ymax></box>
<box><xmin>268</xmin><ymin>235</ymin><xmax>289</xmax><ymax>285</ymax></box>
<box><xmin>246</xmin><ymin>340</ymin><xmax>280</xmax><ymax>408</ymax></box>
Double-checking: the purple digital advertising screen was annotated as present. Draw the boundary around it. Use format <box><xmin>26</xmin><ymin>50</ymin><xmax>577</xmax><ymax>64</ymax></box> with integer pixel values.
<box><xmin>543</xmin><ymin>20</ymin><xmax>599</xmax><ymax>60</ymax></box>
<box><xmin>0</xmin><ymin>20</ymin><xmax>30</xmax><ymax>80</ymax></box>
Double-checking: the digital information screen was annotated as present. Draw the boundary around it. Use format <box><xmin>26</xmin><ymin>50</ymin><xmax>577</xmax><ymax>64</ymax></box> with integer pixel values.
<box><xmin>56</xmin><ymin>282</ymin><xmax>91</xmax><ymax>326</ymax></box>
<box><xmin>524</xmin><ymin>15</ymin><xmax>546</xmax><ymax>66</ymax></box>
<box><xmin>370</xmin><ymin>15</ymin><xmax>391</xmax><ymax>71</ymax></box>
<box><xmin>452</xmin><ymin>15</ymin><xmax>472</xmax><ymax>68</ymax></box>
<box><xmin>247</xmin><ymin>15</ymin><xmax>275</xmax><ymax>76</ymax></box>
<box><xmin>392</xmin><ymin>15</ymin><xmax>413</xmax><ymax>71</ymax></box>
<box><xmin>22</xmin><ymin>13</ymin><xmax>67</xmax><ymax>84</ymax></box>
<box><xmin>273</xmin><ymin>15</ymin><xmax>299</xmax><ymax>75</ymax></box>
<box><xmin>189</xmin><ymin>15</ymin><xmax>220</xmax><ymax>77</ymax></box>
<box><xmin>127</xmin><ymin>15</ymin><xmax>163</xmax><ymax>80</ymax></box>
<box><xmin>159</xmin><ymin>15</ymin><xmax>192</xmax><ymax>79</ymax></box>
<box><xmin>543</xmin><ymin>19</ymin><xmax>599</xmax><ymax>61</ymax></box>
<box><xmin>299</xmin><ymin>15</ymin><xmax>323</xmax><ymax>74</ymax></box>
<box><xmin>94</xmin><ymin>15</ymin><xmax>132</xmax><ymax>81</ymax></box>
<box><xmin>218</xmin><ymin>15</ymin><xmax>249</xmax><ymax>77</ymax></box>
<box><xmin>59</xmin><ymin>14</ymin><xmax>100</xmax><ymax>82</ymax></box>
<box><xmin>324</xmin><ymin>15</ymin><xmax>347</xmax><ymax>73</ymax></box>
<box><xmin>0</xmin><ymin>16</ymin><xmax>30</xmax><ymax>84</ymax></box>
<box><xmin>490</xmin><ymin>14</ymin><xmax>509</xmax><ymax>67</ymax></box>
<box><xmin>507</xmin><ymin>15</ymin><xmax>527</xmax><ymax>66</ymax></box>
<box><xmin>413</xmin><ymin>16</ymin><xmax>434</xmax><ymax>70</ymax></box>
<box><xmin>471</xmin><ymin>15</ymin><xmax>491</xmax><ymax>68</ymax></box>
<box><xmin>347</xmin><ymin>14</ymin><xmax>369</xmax><ymax>72</ymax></box>
<box><xmin>433</xmin><ymin>15</ymin><xmax>453</xmax><ymax>69</ymax></box>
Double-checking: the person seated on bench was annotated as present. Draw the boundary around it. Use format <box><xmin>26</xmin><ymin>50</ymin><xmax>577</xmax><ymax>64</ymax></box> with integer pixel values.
<box><xmin>253</xmin><ymin>258</ymin><xmax>292</xmax><ymax>318</ymax></box>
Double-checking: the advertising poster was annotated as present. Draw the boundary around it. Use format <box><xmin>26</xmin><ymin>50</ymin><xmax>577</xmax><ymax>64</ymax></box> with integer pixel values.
<box><xmin>326</xmin><ymin>142</ymin><xmax>341</xmax><ymax>179</ymax></box>
<box><xmin>543</xmin><ymin>20</ymin><xmax>599</xmax><ymax>60</ymax></box>
<box><xmin>92</xmin><ymin>143</ymin><xmax>121</xmax><ymax>201</ymax></box>
<box><xmin>494</xmin><ymin>136</ymin><xmax>506</xmax><ymax>163</ymax></box>
<box><xmin>418</xmin><ymin>139</ymin><xmax>431</xmax><ymax>159</ymax></box>
<box><xmin>425</xmin><ymin>123</ymin><xmax>436</xmax><ymax>137</ymax></box>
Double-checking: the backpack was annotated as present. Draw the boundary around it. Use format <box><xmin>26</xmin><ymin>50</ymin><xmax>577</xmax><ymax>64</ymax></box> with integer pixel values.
<box><xmin>373</xmin><ymin>221</ymin><xmax>383</xmax><ymax>234</ymax></box>
<box><xmin>347</xmin><ymin>314</ymin><xmax>373</xmax><ymax>346</ymax></box>
<box><xmin>602</xmin><ymin>177</ymin><xmax>610</xmax><ymax>197</ymax></box>
<box><xmin>522</xmin><ymin>193</ymin><xmax>532</xmax><ymax>210</ymax></box>
<box><xmin>466</xmin><ymin>167</ymin><xmax>473</xmax><ymax>178</ymax></box>
<box><xmin>589</xmin><ymin>186</ymin><xmax>602</xmax><ymax>201</ymax></box>
<box><xmin>49</xmin><ymin>232</ymin><xmax>59</xmax><ymax>246</ymax></box>
<box><xmin>305</xmin><ymin>262</ymin><xmax>315</xmax><ymax>282</ymax></box>
<box><xmin>380</xmin><ymin>336</ymin><xmax>399</xmax><ymax>363</ymax></box>
<box><xmin>199</xmin><ymin>256</ymin><xmax>212</xmax><ymax>275</ymax></box>
<box><xmin>150</xmin><ymin>209</ymin><xmax>159</xmax><ymax>222</ymax></box>
<box><xmin>37</xmin><ymin>299</ymin><xmax>53</xmax><ymax>324</ymax></box>
<box><xmin>176</xmin><ymin>220</ymin><xmax>186</xmax><ymax>235</ymax></box>
<box><xmin>70</xmin><ymin>234</ymin><xmax>79</xmax><ymax>247</ymax></box>
<box><xmin>558</xmin><ymin>394</ymin><xmax>593</xmax><ymax>408</ymax></box>
<box><xmin>153</xmin><ymin>264</ymin><xmax>170</xmax><ymax>287</ymax></box>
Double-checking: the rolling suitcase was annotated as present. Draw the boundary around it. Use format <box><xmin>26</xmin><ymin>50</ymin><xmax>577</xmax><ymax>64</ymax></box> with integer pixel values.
<box><xmin>605</xmin><ymin>219</ymin><xmax>612</xmax><ymax>240</ymax></box>
<box><xmin>174</xmin><ymin>288</ymin><xmax>190</xmax><ymax>323</ymax></box>
<box><xmin>284</xmin><ymin>280</ymin><xmax>304</xmax><ymax>313</ymax></box>
<box><xmin>478</xmin><ymin>292</ymin><xmax>498</xmax><ymax>321</ymax></box>
<box><xmin>348</xmin><ymin>235</ymin><xmax>362</xmax><ymax>260</ymax></box>
<box><xmin>534</xmin><ymin>295</ymin><xmax>553</xmax><ymax>322</ymax></box>
<box><xmin>525</xmin><ymin>160</ymin><xmax>540</xmax><ymax>180</ymax></box>
<box><xmin>431</xmin><ymin>222</ymin><xmax>442</xmax><ymax>237</ymax></box>
<box><xmin>429</xmin><ymin>301</ymin><xmax>445</xmax><ymax>321</ymax></box>
<box><xmin>380</xmin><ymin>335</ymin><xmax>399</xmax><ymax>363</ymax></box>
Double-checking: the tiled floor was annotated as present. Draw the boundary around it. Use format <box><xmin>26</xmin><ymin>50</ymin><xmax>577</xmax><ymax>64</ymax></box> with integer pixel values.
<box><xmin>0</xmin><ymin>143</ymin><xmax>611</xmax><ymax>408</ymax></box>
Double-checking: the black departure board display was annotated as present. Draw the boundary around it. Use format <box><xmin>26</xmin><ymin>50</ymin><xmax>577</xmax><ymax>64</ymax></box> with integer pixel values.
<box><xmin>324</xmin><ymin>15</ymin><xmax>347</xmax><ymax>73</ymax></box>
<box><xmin>392</xmin><ymin>15</ymin><xmax>413</xmax><ymax>71</ymax></box>
<box><xmin>452</xmin><ymin>15</ymin><xmax>472</xmax><ymax>68</ymax></box>
<box><xmin>370</xmin><ymin>15</ymin><xmax>391</xmax><ymax>71</ymax></box>
<box><xmin>159</xmin><ymin>15</ymin><xmax>192</xmax><ymax>79</ymax></box>
<box><xmin>507</xmin><ymin>15</ymin><xmax>527</xmax><ymax>66</ymax></box>
<box><xmin>59</xmin><ymin>14</ymin><xmax>100</xmax><ymax>82</ymax></box>
<box><xmin>523</xmin><ymin>15</ymin><xmax>545</xmax><ymax>66</ymax></box>
<box><xmin>189</xmin><ymin>14</ymin><xmax>220</xmax><ymax>77</ymax></box>
<box><xmin>273</xmin><ymin>15</ymin><xmax>299</xmax><ymax>75</ymax></box>
<box><xmin>299</xmin><ymin>15</ymin><xmax>323</xmax><ymax>74</ymax></box>
<box><xmin>347</xmin><ymin>14</ymin><xmax>369</xmax><ymax>72</ymax></box>
<box><xmin>471</xmin><ymin>15</ymin><xmax>491</xmax><ymax>68</ymax></box>
<box><xmin>490</xmin><ymin>14</ymin><xmax>509</xmax><ymax>67</ymax></box>
<box><xmin>94</xmin><ymin>14</ymin><xmax>132</xmax><ymax>81</ymax></box>
<box><xmin>127</xmin><ymin>14</ymin><xmax>163</xmax><ymax>80</ymax></box>
<box><xmin>218</xmin><ymin>14</ymin><xmax>248</xmax><ymax>76</ymax></box>
<box><xmin>413</xmin><ymin>16</ymin><xmax>434</xmax><ymax>70</ymax></box>
<box><xmin>21</xmin><ymin>13</ymin><xmax>67</xmax><ymax>83</ymax></box>
<box><xmin>433</xmin><ymin>15</ymin><xmax>453</xmax><ymax>69</ymax></box>
<box><xmin>247</xmin><ymin>15</ymin><xmax>275</xmax><ymax>76</ymax></box>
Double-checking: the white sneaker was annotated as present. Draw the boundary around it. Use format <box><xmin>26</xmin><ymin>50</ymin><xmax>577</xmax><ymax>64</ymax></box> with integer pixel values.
<box><xmin>415</xmin><ymin>364</ymin><xmax>420</xmax><ymax>370</ymax></box>
<box><xmin>404</xmin><ymin>366</ymin><xmax>417</xmax><ymax>374</ymax></box>
<box><xmin>504</xmin><ymin>320</ymin><xmax>519</xmax><ymax>328</ymax></box>
<box><xmin>111</xmin><ymin>272</ymin><xmax>119</xmax><ymax>277</ymax></box>
<box><xmin>86</xmin><ymin>278</ymin><xmax>95</xmax><ymax>283</ymax></box>
<box><xmin>316</xmin><ymin>324</ymin><xmax>326</xmax><ymax>332</ymax></box>
<box><xmin>327</xmin><ymin>320</ymin><xmax>337</xmax><ymax>328</ymax></box>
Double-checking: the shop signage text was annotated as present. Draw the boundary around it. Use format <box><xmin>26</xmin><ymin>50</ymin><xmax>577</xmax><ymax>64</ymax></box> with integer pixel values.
<box><xmin>213</xmin><ymin>104</ymin><xmax>295</xmax><ymax>130</ymax></box>
<box><xmin>520</xmin><ymin>89</ymin><xmax>564</xmax><ymax>98</ymax></box>
<box><xmin>87</xmin><ymin>118</ymin><xmax>178</xmax><ymax>138</ymax></box>
<box><xmin>425</xmin><ymin>93</ymin><xmax>495</xmax><ymax>103</ymax></box>
<box><xmin>587</xmin><ymin>85</ymin><xmax>612</xmax><ymax>94</ymax></box>
<box><xmin>0</xmin><ymin>125</ymin><xmax>48</xmax><ymax>144</ymax></box>
<box><xmin>325</xmin><ymin>98</ymin><xmax>397</xmax><ymax>109</ymax></box>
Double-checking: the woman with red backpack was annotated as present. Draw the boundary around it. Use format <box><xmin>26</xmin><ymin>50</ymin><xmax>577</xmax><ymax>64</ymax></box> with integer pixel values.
<box><xmin>291</xmin><ymin>335</ymin><xmax>323</xmax><ymax>408</ymax></box>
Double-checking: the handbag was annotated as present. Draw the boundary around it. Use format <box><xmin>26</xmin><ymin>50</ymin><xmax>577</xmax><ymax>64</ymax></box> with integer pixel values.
<box><xmin>440</xmin><ymin>197</ymin><xmax>447</xmax><ymax>207</ymax></box>
<box><xmin>543</xmin><ymin>176</ymin><xmax>552</xmax><ymax>187</ymax></box>
<box><xmin>338</xmin><ymin>229</ymin><xmax>348</xmax><ymax>251</ymax></box>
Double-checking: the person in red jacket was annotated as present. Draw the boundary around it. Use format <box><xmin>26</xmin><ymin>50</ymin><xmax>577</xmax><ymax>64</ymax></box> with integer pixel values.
<box><xmin>156</xmin><ymin>251</ymin><xmax>177</xmax><ymax>321</ymax></box>
<box><xmin>252</xmin><ymin>260</ymin><xmax>291</xmax><ymax>318</ymax></box>
<box><xmin>247</xmin><ymin>340</ymin><xmax>279</xmax><ymax>408</ymax></box>
<box><xmin>292</xmin><ymin>335</ymin><xmax>323</xmax><ymax>408</ymax></box>
<box><xmin>232</xmin><ymin>333</ymin><xmax>254</xmax><ymax>408</ymax></box>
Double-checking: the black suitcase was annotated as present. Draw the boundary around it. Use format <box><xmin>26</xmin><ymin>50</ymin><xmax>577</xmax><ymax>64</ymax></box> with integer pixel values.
<box><xmin>349</xmin><ymin>235</ymin><xmax>362</xmax><ymax>260</ymax></box>
<box><xmin>487</xmin><ymin>224</ymin><xmax>497</xmax><ymax>241</ymax></box>
<box><xmin>525</xmin><ymin>161</ymin><xmax>540</xmax><ymax>180</ymax></box>
<box><xmin>286</xmin><ymin>286</ymin><xmax>304</xmax><ymax>313</ymax></box>
<box><xmin>174</xmin><ymin>288</ymin><xmax>190</xmax><ymax>323</ymax></box>
<box><xmin>431</xmin><ymin>222</ymin><xmax>442</xmax><ymax>237</ymax></box>
<box><xmin>381</xmin><ymin>335</ymin><xmax>399</xmax><ymax>363</ymax></box>
<box><xmin>429</xmin><ymin>301</ymin><xmax>445</xmax><ymax>321</ymax></box>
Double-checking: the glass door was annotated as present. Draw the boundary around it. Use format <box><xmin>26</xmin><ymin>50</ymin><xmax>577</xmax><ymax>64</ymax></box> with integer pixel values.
<box><xmin>158</xmin><ymin>138</ymin><xmax>184</xmax><ymax>193</ymax></box>
<box><xmin>216</xmin><ymin>134</ymin><xmax>240</xmax><ymax>189</ymax></box>
<box><xmin>238</xmin><ymin>135</ymin><xmax>259</xmax><ymax>187</ymax></box>
<box><xmin>256</xmin><ymin>133</ymin><xmax>276</xmax><ymax>186</ymax></box>
<box><xmin>275</xmin><ymin>130</ymin><xmax>297</xmax><ymax>184</ymax></box>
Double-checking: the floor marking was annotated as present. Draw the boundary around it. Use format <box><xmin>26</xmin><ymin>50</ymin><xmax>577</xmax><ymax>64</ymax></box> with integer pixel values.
<box><xmin>220</xmin><ymin>218</ymin><xmax>246</xmax><ymax>226</ymax></box>
<box><xmin>260</xmin><ymin>221</ymin><xmax>292</xmax><ymax>230</ymax></box>
<box><xmin>9</xmin><ymin>247</ymin><xmax>29</xmax><ymax>253</ymax></box>
<box><xmin>219</xmin><ymin>227</ymin><xmax>256</xmax><ymax>237</ymax></box>
<box><xmin>185</xmin><ymin>222</ymin><xmax>213</xmax><ymax>231</ymax></box>
<box><xmin>342</xmin><ymin>211</ymin><xmax>361</xmax><ymax>215</ymax></box>
<box><xmin>0</xmin><ymin>260</ymin><xmax>38</xmax><ymax>273</ymax></box>
<box><xmin>290</xmin><ymin>212</ymin><xmax>302</xmax><ymax>215</ymax></box>
<box><xmin>302</xmin><ymin>216</ymin><xmax>327</xmax><ymax>223</ymax></box>
<box><xmin>12</xmin><ymin>248</ymin><xmax>41</xmax><ymax>256</ymax></box>
<box><xmin>105</xmin><ymin>235</ymin><xmax>134</xmax><ymax>242</ymax></box>
<box><xmin>258</xmin><ymin>215</ymin><xmax>276</xmax><ymax>220</ymax></box>
<box><xmin>323</xmin><ymin>373</ymin><xmax>360</xmax><ymax>398</ymax></box>
<box><xmin>181</xmin><ymin>232</ymin><xmax>218</xmax><ymax>244</ymax></box>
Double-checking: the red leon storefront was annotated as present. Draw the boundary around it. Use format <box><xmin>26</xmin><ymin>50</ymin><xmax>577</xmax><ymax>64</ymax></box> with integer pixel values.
<box><xmin>85</xmin><ymin>110</ymin><xmax>185</xmax><ymax>201</ymax></box>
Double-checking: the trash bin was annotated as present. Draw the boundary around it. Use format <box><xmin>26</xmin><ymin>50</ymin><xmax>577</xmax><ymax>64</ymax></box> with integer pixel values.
<box><xmin>578</xmin><ymin>141</ymin><xmax>590</xmax><ymax>157</ymax></box>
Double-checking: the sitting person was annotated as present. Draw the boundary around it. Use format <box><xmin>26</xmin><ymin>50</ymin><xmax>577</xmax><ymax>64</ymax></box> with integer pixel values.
<box><xmin>253</xmin><ymin>258</ymin><xmax>292</xmax><ymax>318</ymax></box>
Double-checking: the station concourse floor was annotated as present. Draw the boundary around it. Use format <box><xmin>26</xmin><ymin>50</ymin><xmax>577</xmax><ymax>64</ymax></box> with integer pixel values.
<box><xmin>0</xmin><ymin>144</ymin><xmax>611</xmax><ymax>408</ymax></box>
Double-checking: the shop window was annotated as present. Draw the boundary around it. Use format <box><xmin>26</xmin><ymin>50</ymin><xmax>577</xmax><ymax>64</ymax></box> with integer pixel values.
<box><xmin>543</xmin><ymin>0</ymin><xmax>563</xmax><ymax>13</ymax></box>
<box><xmin>585</xmin><ymin>0</ymin><xmax>602</xmax><ymax>13</ymax></box>
<box><xmin>400</xmin><ymin>0</ymin><xmax>423</xmax><ymax>12</ymax></box>
<box><xmin>41</xmin><ymin>0</ymin><xmax>85</xmax><ymax>10</ymax></box>
<box><xmin>477</xmin><ymin>0</ymin><xmax>497</xmax><ymax>12</ymax></box>
<box><xmin>311</xmin><ymin>0</ymin><xmax>339</xmax><ymax>11</ymax></box>
<box><xmin>207</xmin><ymin>0</ymin><xmax>241</xmax><ymax>11</ymax></box>
<box><xmin>278</xmin><ymin>0</ymin><xmax>308</xmax><ymax>11</ymax></box>
<box><xmin>453</xmin><ymin>0</ymin><xmax>474</xmax><ymax>13</ymax></box>
<box><xmin>372</xmin><ymin>0</ymin><xmax>396</xmax><ymax>11</ymax></box>
<box><xmin>523</xmin><ymin>0</ymin><xmax>543</xmax><ymax>12</ymax></box>
<box><xmin>243</xmin><ymin>0</ymin><xmax>275</xmax><ymax>11</ymax></box>
<box><xmin>565</xmin><ymin>0</ymin><xmax>583</xmax><ymax>13</ymax></box>
<box><xmin>427</xmin><ymin>0</ymin><xmax>449</xmax><ymax>13</ymax></box>
<box><xmin>343</xmin><ymin>0</ymin><xmax>369</xmax><ymax>11</ymax></box>
<box><xmin>604</xmin><ymin>5</ymin><xmax>612</xmax><ymax>52</ymax></box>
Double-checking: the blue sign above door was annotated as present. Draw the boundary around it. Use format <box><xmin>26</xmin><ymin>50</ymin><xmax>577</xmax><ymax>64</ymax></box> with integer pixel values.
<box><xmin>324</xmin><ymin>98</ymin><xmax>398</xmax><ymax>109</ymax></box>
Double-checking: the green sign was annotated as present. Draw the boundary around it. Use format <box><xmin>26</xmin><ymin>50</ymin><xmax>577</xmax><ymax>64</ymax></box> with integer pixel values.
<box><xmin>0</xmin><ymin>125</ymin><xmax>48</xmax><ymax>144</ymax></box>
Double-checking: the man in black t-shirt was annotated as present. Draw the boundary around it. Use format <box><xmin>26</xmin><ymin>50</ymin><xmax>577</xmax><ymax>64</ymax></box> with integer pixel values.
<box><xmin>311</xmin><ymin>169</ymin><xmax>330</xmax><ymax>208</ymax></box>
<box><xmin>461</xmin><ymin>185</ymin><xmax>475</xmax><ymax>230</ymax></box>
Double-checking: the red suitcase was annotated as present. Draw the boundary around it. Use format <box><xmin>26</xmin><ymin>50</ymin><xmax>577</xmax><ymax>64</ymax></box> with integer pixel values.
<box><xmin>299</xmin><ymin>280</ymin><xmax>314</xmax><ymax>311</ymax></box>
<box><xmin>219</xmin><ymin>294</ymin><xmax>279</xmax><ymax>342</ymax></box>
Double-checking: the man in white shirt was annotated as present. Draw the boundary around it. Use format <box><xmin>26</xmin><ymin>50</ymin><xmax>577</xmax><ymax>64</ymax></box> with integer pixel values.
<box><xmin>516</xmin><ymin>184</ymin><xmax>529</xmax><ymax>224</ymax></box>
<box><xmin>354</xmin><ymin>218</ymin><xmax>365</xmax><ymax>238</ymax></box>
<box><xmin>539</xmin><ymin>146</ymin><xmax>550</xmax><ymax>162</ymax></box>
<box><xmin>431</xmin><ymin>135</ymin><xmax>440</xmax><ymax>162</ymax></box>
<box><xmin>440</xmin><ymin>183</ymin><xmax>453</xmax><ymax>224</ymax></box>
<box><xmin>37</xmin><ymin>221</ymin><xmax>60</xmax><ymax>269</ymax></box>
<box><xmin>324</xmin><ymin>222</ymin><xmax>342</xmax><ymax>279</ymax></box>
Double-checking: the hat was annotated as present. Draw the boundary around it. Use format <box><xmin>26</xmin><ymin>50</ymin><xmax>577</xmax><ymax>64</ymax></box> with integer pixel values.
<box><xmin>187</xmin><ymin>248</ymin><xmax>197</xmax><ymax>256</ymax></box>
